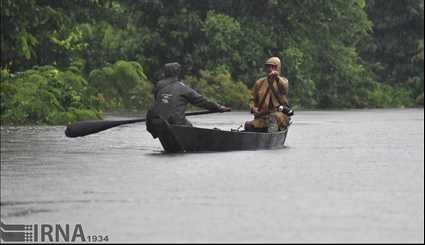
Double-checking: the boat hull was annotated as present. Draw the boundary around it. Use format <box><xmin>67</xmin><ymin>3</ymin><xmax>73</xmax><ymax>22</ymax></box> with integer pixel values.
<box><xmin>157</xmin><ymin>123</ymin><xmax>289</xmax><ymax>152</ymax></box>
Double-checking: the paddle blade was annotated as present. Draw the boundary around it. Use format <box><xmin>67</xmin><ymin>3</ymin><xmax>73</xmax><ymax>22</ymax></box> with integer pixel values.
<box><xmin>65</xmin><ymin>120</ymin><xmax>129</xmax><ymax>138</ymax></box>
<box><xmin>64</xmin><ymin>110</ymin><xmax>219</xmax><ymax>138</ymax></box>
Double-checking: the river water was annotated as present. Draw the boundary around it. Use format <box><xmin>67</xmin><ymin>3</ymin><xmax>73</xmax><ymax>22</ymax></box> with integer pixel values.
<box><xmin>1</xmin><ymin>109</ymin><xmax>423</xmax><ymax>243</ymax></box>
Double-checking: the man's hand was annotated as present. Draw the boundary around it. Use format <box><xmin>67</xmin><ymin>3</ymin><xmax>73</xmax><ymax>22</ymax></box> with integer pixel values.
<box><xmin>268</xmin><ymin>70</ymin><xmax>279</xmax><ymax>79</ymax></box>
<box><xmin>218</xmin><ymin>105</ymin><xmax>231</xmax><ymax>112</ymax></box>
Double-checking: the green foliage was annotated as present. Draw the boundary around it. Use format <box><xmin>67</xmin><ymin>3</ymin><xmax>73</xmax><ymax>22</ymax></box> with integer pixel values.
<box><xmin>0</xmin><ymin>66</ymin><xmax>102</xmax><ymax>125</ymax></box>
<box><xmin>416</xmin><ymin>93</ymin><xmax>424</xmax><ymax>106</ymax></box>
<box><xmin>1</xmin><ymin>0</ymin><xmax>424</xmax><ymax>125</ymax></box>
<box><xmin>359</xmin><ymin>0</ymin><xmax>424</xmax><ymax>105</ymax></box>
<box><xmin>73</xmin><ymin>21</ymin><xmax>146</xmax><ymax>72</ymax></box>
<box><xmin>201</xmin><ymin>11</ymin><xmax>242</xmax><ymax>69</ymax></box>
<box><xmin>1</xmin><ymin>0</ymin><xmax>71</xmax><ymax>69</ymax></box>
<box><xmin>281</xmin><ymin>44</ymin><xmax>317</xmax><ymax>108</ymax></box>
<box><xmin>367</xmin><ymin>82</ymin><xmax>415</xmax><ymax>108</ymax></box>
<box><xmin>184</xmin><ymin>66</ymin><xmax>250</xmax><ymax>109</ymax></box>
<box><xmin>88</xmin><ymin>60</ymin><xmax>153</xmax><ymax>111</ymax></box>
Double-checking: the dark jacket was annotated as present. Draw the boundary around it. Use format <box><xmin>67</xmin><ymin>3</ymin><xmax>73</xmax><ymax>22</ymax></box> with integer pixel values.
<box><xmin>148</xmin><ymin>76</ymin><xmax>221</xmax><ymax>125</ymax></box>
<box><xmin>146</xmin><ymin>62</ymin><xmax>223</xmax><ymax>138</ymax></box>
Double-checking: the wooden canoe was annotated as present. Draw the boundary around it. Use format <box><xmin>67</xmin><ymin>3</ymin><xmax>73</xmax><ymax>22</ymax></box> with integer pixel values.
<box><xmin>156</xmin><ymin>120</ymin><xmax>289</xmax><ymax>152</ymax></box>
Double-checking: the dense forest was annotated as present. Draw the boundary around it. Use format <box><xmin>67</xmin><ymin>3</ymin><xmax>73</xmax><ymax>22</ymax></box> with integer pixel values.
<box><xmin>1</xmin><ymin>0</ymin><xmax>424</xmax><ymax>125</ymax></box>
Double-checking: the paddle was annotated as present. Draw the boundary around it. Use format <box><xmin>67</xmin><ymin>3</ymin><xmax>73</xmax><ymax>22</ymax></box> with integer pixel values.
<box><xmin>65</xmin><ymin>110</ymin><xmax>221</xmax><ymax>138</ymax></box>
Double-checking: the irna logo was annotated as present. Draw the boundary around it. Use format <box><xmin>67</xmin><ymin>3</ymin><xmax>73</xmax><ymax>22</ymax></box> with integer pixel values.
<box><xmin>0</xmin><ymin>220</ymin><xmax>88</xmax><ymax>243</ymax></box>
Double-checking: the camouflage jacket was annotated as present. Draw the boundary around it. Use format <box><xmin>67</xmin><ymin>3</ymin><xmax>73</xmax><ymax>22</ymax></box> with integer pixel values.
<box><xmin>249</xmin><ymin>76</ymin><xmax>289</xmax><ymax>117</ymax></box>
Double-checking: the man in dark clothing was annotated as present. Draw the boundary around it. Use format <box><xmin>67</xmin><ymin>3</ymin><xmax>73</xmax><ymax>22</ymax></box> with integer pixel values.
<box><xmin>146</xmin><ymin>62</ymin><xmax>230</xmax><ymax>138</ymax></box>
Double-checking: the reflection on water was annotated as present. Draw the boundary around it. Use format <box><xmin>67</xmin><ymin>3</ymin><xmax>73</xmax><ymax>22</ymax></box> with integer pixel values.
<box><xmin>1</xmin><ymin>109</ymin><xmax>424</xmax><ymax>242</ymax></box>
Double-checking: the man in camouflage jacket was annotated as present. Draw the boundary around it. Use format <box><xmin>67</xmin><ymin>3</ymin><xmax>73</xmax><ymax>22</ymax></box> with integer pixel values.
<box><xmin>245</xmin><ymin>57</ymin><xmax>290</xmax><ymax>132</ymax></box>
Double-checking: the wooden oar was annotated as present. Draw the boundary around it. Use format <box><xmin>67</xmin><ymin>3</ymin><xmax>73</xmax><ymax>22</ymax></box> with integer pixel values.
<box><xmin>65</xmin><ymin>110</ymin><xmax>221</xmax><ymax>138</ymax></box>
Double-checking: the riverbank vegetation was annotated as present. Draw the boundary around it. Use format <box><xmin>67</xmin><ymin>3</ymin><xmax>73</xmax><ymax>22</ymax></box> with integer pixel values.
<box><xmin>1</xmin><ymin>0</ymin><xmax>423</xmax><ymax>125</ymax></box>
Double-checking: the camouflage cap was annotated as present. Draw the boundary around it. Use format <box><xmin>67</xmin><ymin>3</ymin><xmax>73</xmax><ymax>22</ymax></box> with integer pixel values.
<box><xmin>265</xmin><ymin>57</ymin><xmax>281</xmax><ymax>73</ymax></box>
